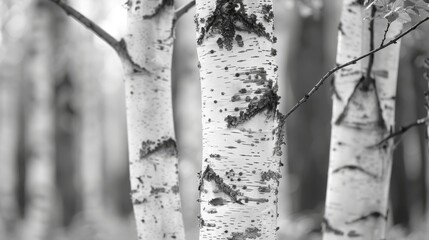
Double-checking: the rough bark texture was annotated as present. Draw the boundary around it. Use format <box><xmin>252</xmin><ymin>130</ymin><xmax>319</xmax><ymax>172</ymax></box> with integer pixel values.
<box><xmin>123</xmin><ymin>1</ymin><xmax>185</xmax><ymax>239</ymax></box>
<box><xmin>22</xmin><ymin>1</ymin><xmax>59</xmax><ymax>239</ymax></box>
<box><xmin>323</xmin><ymin>1</ymin><xmax>402</xmax><ymax>239</ymax></box>
<box><xmin>196</xmin><ymin>1</ymin><xmax>283</xmax><ymax>240</ymax></box>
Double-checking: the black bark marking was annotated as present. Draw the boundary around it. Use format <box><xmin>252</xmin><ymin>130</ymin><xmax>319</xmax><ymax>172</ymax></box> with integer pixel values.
<box><xmin>171</xmin><ymin>184</ymin><xmax>180</xmax><ymax>194</ymax></box>
<box><xmin>140</xmin><ymin>138</ymin><xmax>177</xmax><ymax>159</ymax></box>
<box><xmin>346</xmin><ymin>211</ymin><xmax>388</xmax><ymax>224</ymax></box>
<box><xmin>142</xmin><ymin>0</ymin><xmax>174</xmax><ymax>19</ymax></box>
<box><xmin>338</xmin><ymin>22</ymin><xmax>345</xmax><ymax>35</ymax></box>
<box><xmin>334</xmin><ymin>76</ymin><xmax>386</xmax><ymax>129</ymax></box>
<box><xmin>330</xmin><ymin>77</ymin><xmax>342</xmax><ymax>100</ymax></box>
<box><xmin>260</xmin><ymin>170</ymin><xmax>281</xmax><ymax>184</ymax></box>
<box><xmin>362</xmin><ymin>6</ymin><xmax>376</xmax><ymax>90</ymax></box>
<box><xmin>227</xmin><ymin>227</ymin><xmax>261</xmax><ymax>240</ymax></box>
<box><xmin>347</xmin><ymin>230</ymin><xmax>361</xmax><ymax>238</ymax></box>
<box><xmin>322</xmin><ymin>218</ymin><xmax>344</xmax><ymax>236</ymax></box>
<box><xmin>118</xmin><ymin>39</ymin><xmax>147</xmax><ymax>73</ymax></box>
<box><xmin>225</xmin><ymin>81</ymin><xmax>280</xmax><ymax>128</ymax></box>
<box><xmin>261</xmin><ymin>4</ymin><xmax>274</xmax><ymax>22</ymax></box>
<box><xmin>273</xmin><ymin>111</ymin><xmax>286</xmax><ymax>156</ymax></box>
<box><xmin>332</xmin><ymin>165</ymin><xmax>378</xmax><ymax>179</ymax></box>
<box><xmin>209</xmin><ymin>197</ymin><xmax>228</xmax><ymax>206</ymax></box>
<box><xmin>150</xmin><ymin>187</ymin><xmax>166</xmax><ymax>194</ymax></box>
<box><xmin>197</xmin><ymin>0</ymin><xmax>271</xmax><ymax>50</ymax></box>
<box><xmin>133</xmin><ymin>198</ymin><xmax>147</xmax><ymax>205</ymax></box>
<box><xmin>243</xmin><ymin>197</ymin><xmax>268</xmax><ymax>203</ymax></box>
<box><xmin>351</xmin><ymin>0</ymin><xmax>365</xmax><ymax>6</ymax></box>
<box><xmin>200</xmin><ymin>165</ymin><xmax>243</xmax><ymax>204</ymax></box>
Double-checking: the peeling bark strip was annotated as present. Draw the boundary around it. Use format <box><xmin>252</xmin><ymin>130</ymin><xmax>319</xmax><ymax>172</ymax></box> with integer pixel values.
<box><xmin>323</xmin><ymin>1</ymin><xmax>402</xmax><ymax>240</ymax></box>
<box><xmin>196</xmin><ymin>1</ymin><xmax>283</xmax><ymax>240</ymax></box>
<box><xmin>123</xmin><ymin>1</ymin><xmax>185</xmax><ymax>240</ymax></box>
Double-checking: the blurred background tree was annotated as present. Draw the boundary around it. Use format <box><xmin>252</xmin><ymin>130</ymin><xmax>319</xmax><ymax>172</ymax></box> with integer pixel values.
<box><xmin>0</xmin><ymin>0</ymin><xmax>429</xmax><ymax>240</ymax></box>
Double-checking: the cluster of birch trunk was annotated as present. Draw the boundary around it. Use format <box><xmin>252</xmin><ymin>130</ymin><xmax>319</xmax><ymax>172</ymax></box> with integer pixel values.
<box><xmin>1</xmin><ymin>0</ymin><xmax>429</xmax><ymax>240</ymax></box>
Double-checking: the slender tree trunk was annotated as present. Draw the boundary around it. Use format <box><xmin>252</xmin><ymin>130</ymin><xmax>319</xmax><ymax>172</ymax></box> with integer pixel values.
<box><xmin>123</xmin><ymin>1</ymin><xmax>185</xmax><ymax>239</ymax></box>
<box><xmin>195</xmin><ymin>1</ymin><xmax>283</xmax><ymax>239</ymax></box>
<box><xmin>69</xmin><ymin>0</ymin><xmax>105</xmax><ymax>230</ymax></box>
<box><xmin>22</xmin><ymin>2</ymin><xmax>59</xmax><ymax>239</ymax></box>
<box><xmin>0</xmin><ymin>64</ymin><xmax>18</xmax><ymax>239</ymax></box>
<box><xmin>425</xmin><ymin>57</ymin><xmax>429</xmax><ymax>232</ymax></box>
<box><xmin>0</xmin><ymin>3</ymin><xmax>21</xmax><ymax>235</ymax></box>
<box><xmin>323</xmin><ymin>1</ymin><xmax>402</xmax><ymax>239</ymax></box>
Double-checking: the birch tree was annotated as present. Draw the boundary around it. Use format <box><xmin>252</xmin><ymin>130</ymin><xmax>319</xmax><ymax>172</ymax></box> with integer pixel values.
<box><xmin>195</xmin><ymin>1</ymin><xmax>284</xmax><ymax>239</ymax></box>
<box><xmin>22</xmin><ymin>1</ymin><xmax>60</xmax><ymax>239</ymax></box>
<box><xmin>323</xmin><ymin>1</ymin><xmax>402</xmax><ymax>239</ymax></box>
<box><xmin>49</xmin><ymin>0</ymin><xmax>196</xmax><ymax>239</ymax></box>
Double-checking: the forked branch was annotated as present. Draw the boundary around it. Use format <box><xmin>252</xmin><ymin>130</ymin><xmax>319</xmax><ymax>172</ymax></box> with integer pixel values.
<box><xmin>281</xmin><ymin>16</ymin><xmax>429</xmax><ymax>126</ymax></box>
<box><xmin>174</xmin><ymin>0</ymin><xmax>196</xmax><ymax>21</ymax></box>
<box><xmin>375</xmin><ymin>117</ymin><xmax>428</xmax><ymax>146</ymax></box>
<box><xmin>48</xmin><ymin>0</ymin><xmax>147</xmax><ymax>72</ymax></box>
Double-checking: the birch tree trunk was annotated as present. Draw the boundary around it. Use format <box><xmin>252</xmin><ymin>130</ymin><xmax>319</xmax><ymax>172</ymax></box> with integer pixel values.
<box><xmin>323</xmin><ymin>1</ymin><xmax>402</xmax><ymax>239</ymax></box>
<box><xmin>195</xmin><ymin>1</ymin><xmax>283</xmax><ymax>239</ymax></box>
<box><xmin>22</xmin><ymin>2</ymin><xmax>58</xmax><ymax>239</ymax></box>
<box><xmin>123</xmin><ymin>1</ymin><xmax>185</xmax><ymax>239</ymax></box>
<box><xmin>425</xmin><ymin>57</ymin><xmax>429</xmax><ymax>232</ymax></box>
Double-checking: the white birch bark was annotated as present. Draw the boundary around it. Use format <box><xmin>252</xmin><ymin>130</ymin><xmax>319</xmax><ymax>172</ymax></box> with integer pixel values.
<box><xmin>195</xmin><ymin>1</ymin><xmax>283</xmax><ymax>239</ymax></box>
<box><xmin>122</xmin><ymin>1</ymin><xmax>185</xmax><ymax>239</ymax></box>
<box><xmin>323</xmin><ymin>1</ymin><xmax>402</xmax><ymax>239</ymax></box>
<box><xmin>22</xmin><ymin>2</ymin><xmax>57</xmax><ymax>239</ymax></box>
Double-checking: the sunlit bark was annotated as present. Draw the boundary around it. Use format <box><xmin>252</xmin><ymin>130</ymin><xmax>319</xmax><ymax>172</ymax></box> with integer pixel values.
<box><xmin>123</xmin><ymin>1</ymin><xmax>185</xmax><ymax>239</ymax></box>
<box><xmin>196</xmin><ymin>1</ymin><xmax>284</xmax><ymax>239</ymax></box>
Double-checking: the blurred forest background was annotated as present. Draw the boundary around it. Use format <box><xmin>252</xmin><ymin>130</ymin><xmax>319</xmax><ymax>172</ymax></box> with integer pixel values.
<box><xmin>1</xmin><ymin>0</ymin><xmax>429</xmax><ymax>239</ymax></box>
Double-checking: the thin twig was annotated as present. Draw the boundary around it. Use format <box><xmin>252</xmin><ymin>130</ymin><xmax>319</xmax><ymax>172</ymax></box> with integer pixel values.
<box><xmin>380</xmin><ymin>21</ymin><xmax>391</xmax><ymax>47</ymax></box>
<box><xmin>375</xmin><ymin>117</ymin><xmax>428</xmax><ymax>146</ymax></box>
<box><xmin>174</xmin><ymin>0</ymin><xmax>196</xmax><ymax>21</ymax></box>
<box><xmin>281</xmin><ymin>16</ymin><xmax>429</xmax><ymax>126</ymax></box>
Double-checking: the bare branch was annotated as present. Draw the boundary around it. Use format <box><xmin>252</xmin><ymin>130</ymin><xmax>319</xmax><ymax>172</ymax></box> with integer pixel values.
<box><xmin>48</xmin><ymin>0</ymin><xmax>147</xmax><ymax>72</ymax></box>
<box><xmin>48</xmin><ymin>0</ymin><xmax>119</xmax><ymax>51</ymax></box>
<box><xmin>174</xmin><ymin>0</ymin><xmax>196</xmax><ymax>21</ymax></box>
<box><xmin>280</xmin><ymin>16</ymin><xmax>429</xmax><ymax>126</ymax></box>
<box><xmin>374</xmin><ymin>117</ymin><xmax>428</xmax><ymax>146</ymax></box>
